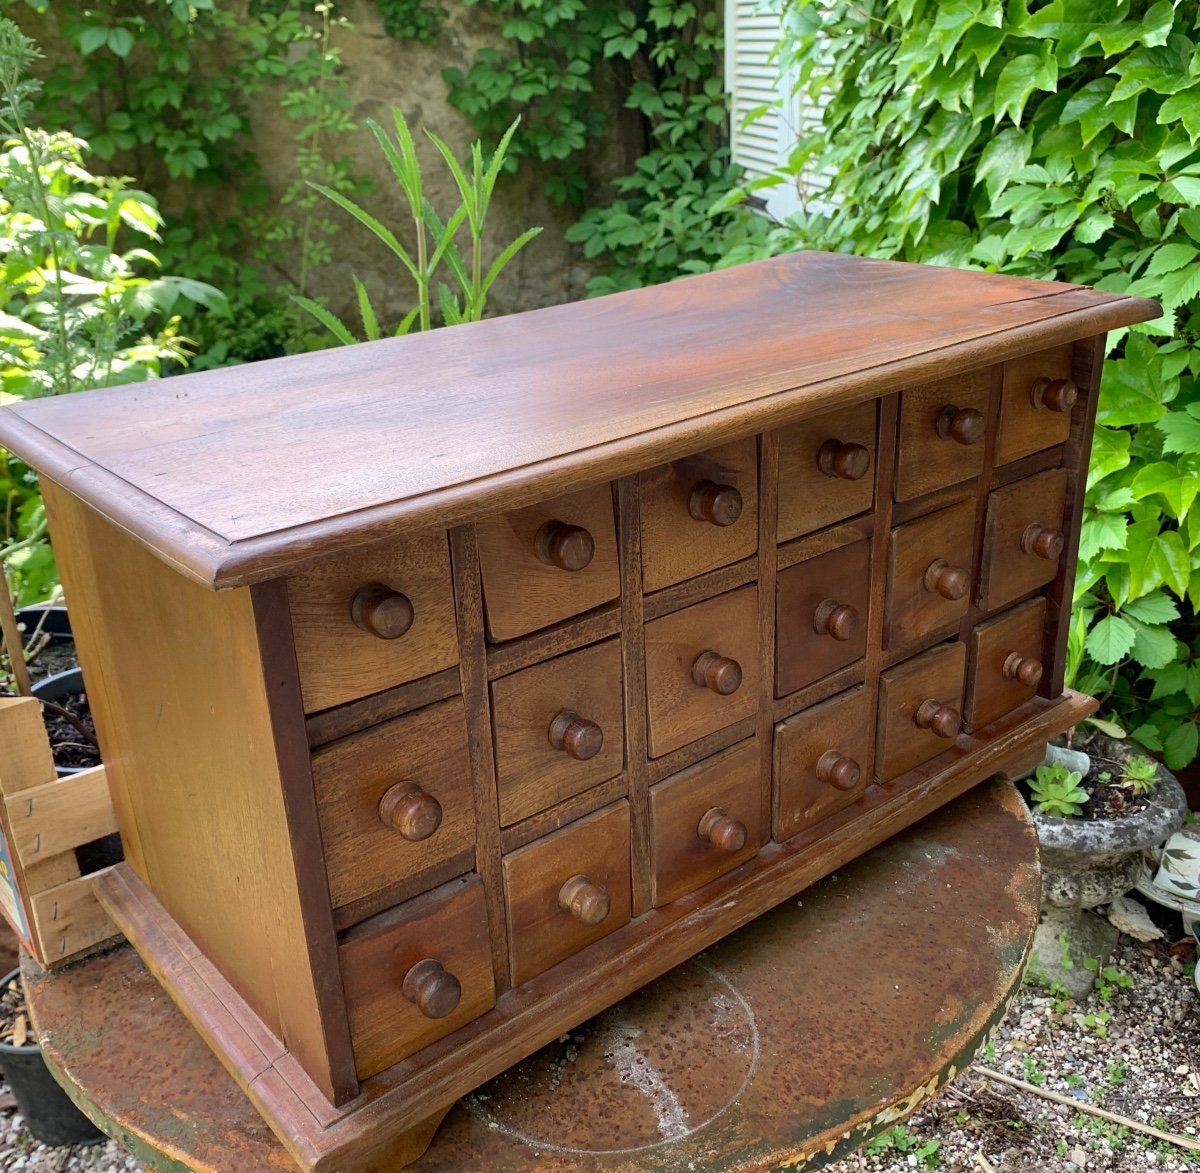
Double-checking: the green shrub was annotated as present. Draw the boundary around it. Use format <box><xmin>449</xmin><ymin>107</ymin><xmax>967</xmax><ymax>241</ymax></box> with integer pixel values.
<box><xmin>733</xmin><ymin>0</ymin><xmax>1200</xmax><ymax>768</ymax></box>
<box><xmin>0</xmin><ymin>16</ymin><xmax>224</xmax><ymax>603</ymax></box>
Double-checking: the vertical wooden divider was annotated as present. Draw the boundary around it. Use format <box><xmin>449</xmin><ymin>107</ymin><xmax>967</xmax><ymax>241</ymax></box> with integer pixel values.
<box><xmin>865</xmin><ymin>397</ymin><xmax>899</xmax><ymax>785</ymax></box>
<box><xmin>448</xmin><ymin>525</ymin><xmax>510</xmax><ymax>992</ymax></box>
<box><xmin>617</xmin><ymin>478</ymin><xmax>652</xmax><ymax>917</ymax></box>
<box><xmin>754</xmin><ymin>432</ymin><xmax>778</xmax><ymax>838</ymax></box>
<box><xmin>956</xmin><ymin>364</ymin><xmax>1006</xmax><ymax>649</ymax></box>
<box><xmin>1044</xmin><ymin>334</ymin><xmax>1105</xmax><ymax>697</ymax></box>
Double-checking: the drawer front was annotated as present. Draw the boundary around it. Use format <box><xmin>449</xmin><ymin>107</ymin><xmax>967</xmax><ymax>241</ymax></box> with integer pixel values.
<box><xmin>339</xmin><ymin>875</ymin><xmax>494</xmax><ymax>1080</ymax></box>
<box><xmin>477</xmin><ymin>484</ymin><xmax>620</xmax><ymax>642</ymax></box>
<box><xmin>649</xmin><ymin>739</ymin><xmax>761</xmax><ymax>907</ymax></box>
<box><xmin>491</xmin><ymin>638</ymin><xmax>625</xmax><ymax>827</ymax></box>
<box><xmin>639</xmin><ymin>438</ymin><xmax>759</xmax><ymax>593</ymax></box>
<box><xmin>776</xmin><ymin>538</ymin><xmax>869</xmax><ymax>697</ymax></box>
<box><xmin>978</xmin><ymin>469</ymin><xmax>1068</xmax><ymax>614</ymax></box>
<box><xmin>503</xmin><ymin>801</ymin><xmax>631</xmax><ymax>987</ymax></box>
<box><xmin>885</xmin><ymin>498</ymin><xmax>976</xmax><ymax>651</ymax></box>
<box><xmin>289</xmin><ymin>530</ymin><xmax>458</xmax><ymax>713</ymax></box>
<box><xmin>312</xmin><ymin>697</ymin><xmax>474</xmax><ymax>912</ymax></box>
<box><xmin>778</xmin><ymin>401</ymin><xmax>877</xmax><ymax>542</ymax></box>
<box><xmin>965</xmin><ymin>596</ymin><xmax>1047</xmax><ymax>732</ymax></box>
<box><xmin>877</xmin><ymin>642</ymin><xmax>966</xmax><ymax>783</ymax></box>
<box><xmin>774</xmin><ymin>686</ymin><xmax>872</xmax><ymax>842</ymax></box>
<box><xmin>996</xmin><ymin>343</ymin><xmax>1076</xmax><ymax>465</ymax></box>
<box><xmin>895</xmin><ymin>368</ymin><xmax>991</xmax><ymax>501</ymax></box>
<box><xmin>644</xmin><ymin>585</ymin><xmax>759</xmax><ymax>758</ymax></box>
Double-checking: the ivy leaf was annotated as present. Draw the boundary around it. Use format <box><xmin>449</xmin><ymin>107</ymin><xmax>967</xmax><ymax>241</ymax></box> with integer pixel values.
<box><xmin>1130</xmin><ymin>460</ymin><xmax>1199</xmax><ymax>519</ymax></box>
<box><xmin>1108</xmin><ymin>36</ymin><xmax>1197</xmax><ymax>103</ymax></box>
<box><xmin>1122</xmin><ymin>590</ymin><xmax>1180</xmax><ymax>625</ymax></box>
<box><xmin>1149</xmin><ymin>529</ymin><xmax>1193</xmax><ymax>598</ymax></box>
<box><xmin>1074</xmin><ymin>211</ymin><xmax>1113</xmax><ymax>243</ymax></box>
<box><xmin>1086</xmin><ymin>614</ymin><xmax>1136</xmax><ymax>665</ymax></box>
<box><xmin>1087</xmin><ymin>424</ymin><xmax>1131</xmax><ymax>490</ymax></box>
<box><xmin>1163</xmin><ymin>721</ymin><xmax>1199</xmax><ymax>771</ymax></box>
<box><xmin>974</xmin><ymin>128</ymin><xmax>1030</xmax><ymax>199</ymax></box>
<box><xmin>1158</xmin><ymin>403</ymin><xmax>1200</xmax><ymax>455</ymax></box>
<box><xmin>1078</xmin><ymin>511</ymin><xmax>1127</xmax><ymax>564</ymax></box>
<box><xmin>1158</xmin><ymin>90</ymin><xmax>1200</xmax><ymax>144</ymax></box>
<box><xmin>1146</xmin><ymin>242</ymin><xmax>1200</xmax><ymax>275</ymax></box>
<box><xmin>1062</xmin><ymin>77</ymin><xmax>1138</xmax><ymax>143</ymax></box>
<box><xmin>1150</xmin><ymin>662</ymin><xmax>1200</xmax><ymax>705</ymax></box>
<box><xmin>107</xmin><ymin>27</ymin><xmax>134</xmax><ymax>58</ymax></box>
<box><xmin>78</xmin><ymin>25</ymin><xmax>109</xmax><ymax>55</ymax></box>
<box><xmin>994</xmin><ymin>53</ymin><xmax>1057</xmax><ymax>127</ymax></box>
<box><xmin>1128</xmin><ymin>618</ymin><xmax>1179</xmax><ymax>669</ymax></box>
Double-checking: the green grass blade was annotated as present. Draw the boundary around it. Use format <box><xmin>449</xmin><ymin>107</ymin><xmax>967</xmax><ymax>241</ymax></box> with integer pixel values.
<box><xmin>366</xmin><ymin>118</ymin><xmax>419</xmax><ymax>207</ymax></box>
<box><xmin>481</xmin><ymin>226</ymin><xmax>542</xmax><ymax>298</ymax></box>
<box><xmin>353</xmin><ymin>276</ymin><xmax>380</xmax><ymax>341</ymax></box>
<box><xmin>291</xmin><ymin>295</ymin><xmax>356</xmax><ymax>346</ymax></box>
<box><xmin>308</xmin><ymin>182</ymin><xmax>418</xmax><ymax>279</ymax></box>
<box><xmin>425</xmin><ymin>130</ymin><xmax>478</xmax><ymax>229</ymax></box>
<box><xmin>394</xmin><ymin>306</ymin><xmax>421</xmax><ymax>335</ymax></box>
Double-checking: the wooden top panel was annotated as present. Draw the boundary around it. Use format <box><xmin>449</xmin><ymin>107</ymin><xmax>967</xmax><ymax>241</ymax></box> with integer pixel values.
<box><xmin>0</xmin><ymin>252</ymin><xmax>1157</xmax><ymax>589</ymax></box>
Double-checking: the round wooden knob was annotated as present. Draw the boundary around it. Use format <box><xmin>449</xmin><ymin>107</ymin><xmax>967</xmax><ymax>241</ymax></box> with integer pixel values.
<box><xmin>558</xmin><ymin>874</ymin><xmax>610</xmax><ymax>926</ymax></box>
<box><xmin>914</xmin><ymin>699</ymin><xmax>961</xmax><ymax>739</ymax></box>
<box><xmin>691</xmin><ymin>650</ymin><xmax>742</xmax><ymax>696</ymax></box>
<box><xmin>923</xmin><ymin>559</ymin><xmax>969</xmax><ymax>601</ymax></box>
<box><xmin>688</xmin><ymin>481</ymin><xmax>743</xmax><ymax>527</ymax></box>
<box><xmin>350</xmin><ymin>582</ymin><xmax>414</xmax><ymax>640</ymax></box>
<box><xmin>816</xmin><ymin>439</ymin><xmax>871</xmax><ymax>481</ymax></box>
<box><xmin>935</xmin><ymin>405</ymin><xmax>986</xmax><ymax>446</ymax></box>
<box><xmin>548</xmin><ymin>710</ymin><xmax>603</xmax><ymax>761</ymax></box>
<box><xmin>1020</xmin><ymin>523</ymin><xmax>1064</xmax><ymax>561</ymax></box>
<box><xmin>402</xmin><ymin>958</ymin><xmax>461</xmax><ymax>1019</ymax></box>
<box><xmin>535</xmin><ymin>520</ymin><xmax>595</xmax><ymax>571</ymax></box>
<box><xmin>813</xmin><ymin>597</ymin><xmax>860</xmax><ymax>641</ymax></box>
<box><xmin>1031</xmin><ymin>377</ymin><xmax>1078</xmax><ymax>414</ymax></box>
<box><xmin>378</xmin><ymin>783</ymin><xmax>443</xmax><ymax>842</ymax></box>
<box><xmin>1003</xmin><ymin>651</ymin><xmax>1043</xmax><ymax>688</ymax></box>
<box><xmin>816</xmin><ymin>749</ymin><xmax>861</xmax><ymax>791</ymax></box>
<box><xmin>697</xmin><ymin>807</ymin><xmax>747</xmax><ymax>853</ymax></box>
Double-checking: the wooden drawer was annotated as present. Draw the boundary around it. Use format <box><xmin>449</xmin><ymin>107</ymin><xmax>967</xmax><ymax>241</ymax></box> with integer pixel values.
<box><xmin>644</xmin><ymin>584</ymin><xmax>759</xmax><ymax>757</ymax></box>
<box><xmin>648</xmin><ymin>739</ymin><xmax>761</xmax><ymax>907</ymax></box>
<box><xmin>778</xmin><ymin>401</ymin><xmax>877</xmax><ymax>542</ymax></box>
<box><xmin>477</xmin><ymin>484</ymin><xmax>620</xmax><ymax>642</ymax></box>
<box><xmin>776</xmin><ymin>538</ymin><xmax>869</xmax><ymax>697</ymax></box>
<box><xmin>996</xmin><ymin>343</ymin><xmax>1076</xmax><ymax>465</ymax></box>
<box><xmin>289</xmin><ymin>530</ymin><xmax>458</xmax><ymax>713</ymax></box>
<box><xmin>502</xmin><ymin>801</ymin><xmax>631</xmax><ymax>987</ymax></box>
<box><xmin>339</xmin><ymin>875</ymin><xmax>494</xmax><ymax>1080</ymax></box>
<box><xmin>311</xmin><ymin>697</ymin><xmax>474</xmax><ymax>912</ymax></box>
<box><xmin>884</xmin><ymin>498</ymin><xmax>976</xmax><ymax>651</ymax></box>
<box><xmin>639</xmin><ymin>437</ymin><xmax>758</xmax><ymax>593</ymax></box>
<box><xmin>774</xmin><ymin>686</ymin><xmax>872</xmax><ymax>842</ymax></box>
<box><xmin>877</xmin><ymin>642</ymin><xmax>966</xmax><ymax>783</ymax></box>
<box><xmin>978</xmin><ymin>469</ymin><xmax>1068</xmax><ymax>614</ymax></box>
<box><xmin>894</xmin><ymin>368</ymin><xmax>991</xmax><ymax>501</ymax></box>
<box><xmin>491</xmin><ymin>638</ymin><xmax>625</xmax><ymax>827</ymax></box>
<box><xmin>965</xmin><ymin>597</ymin><xmax>1047</xmax><ymax>732</ymax></box>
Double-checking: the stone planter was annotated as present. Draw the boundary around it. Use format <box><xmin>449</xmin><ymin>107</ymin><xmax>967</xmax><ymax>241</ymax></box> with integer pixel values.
<box><xmin>1027</xmin><ymin>738</ymin><xmax>1187</xmax><ymax>995</ymax></box>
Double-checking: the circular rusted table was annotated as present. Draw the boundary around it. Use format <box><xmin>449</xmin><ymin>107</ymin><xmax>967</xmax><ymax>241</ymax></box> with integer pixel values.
<box><xmin>24</xmin><ymin>778</ymin><xmax>1039</xmax><ymax>1173</ymax></box>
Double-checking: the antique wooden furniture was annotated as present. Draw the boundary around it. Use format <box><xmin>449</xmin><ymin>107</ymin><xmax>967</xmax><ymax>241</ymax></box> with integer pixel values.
<box><xmin>0</xmin><ymin>252</ymin><xmax>1157</xmax><ymax>1171</ymax></box>
<box><xmin>25</xmin><ymin>779</ymin><xmax>1039</xmax><ymax>1173</ymax></box>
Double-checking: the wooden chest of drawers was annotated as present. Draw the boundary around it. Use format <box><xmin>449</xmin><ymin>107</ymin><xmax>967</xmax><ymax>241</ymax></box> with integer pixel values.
<box><xmin>0</xmin><ymin>253</ymin><xmax>1157</xmax><ymax>1171</ymax></box>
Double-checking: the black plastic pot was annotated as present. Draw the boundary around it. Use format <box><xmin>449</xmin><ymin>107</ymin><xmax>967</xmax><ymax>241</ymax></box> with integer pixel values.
<box><xmin>0</xmin><ymin>969</ymin><xmax>103</xmax><ymax>1146</ymax></box>
<box><xmin>14</xmin><ymin>606</ymin><xmax>72</xmax><ymax>641</ymax></box>
<box><xmin>30</xmin><ymin>669</ymin><xmax>89</xmax><ymax>776</ymax></box>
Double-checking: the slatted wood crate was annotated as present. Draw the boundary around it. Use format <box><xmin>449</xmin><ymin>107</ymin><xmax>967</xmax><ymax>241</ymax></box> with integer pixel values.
<box><xmin>0</xmin><ymin>696</ymin><xmax>121</xmax><ymax>966</ymax></box>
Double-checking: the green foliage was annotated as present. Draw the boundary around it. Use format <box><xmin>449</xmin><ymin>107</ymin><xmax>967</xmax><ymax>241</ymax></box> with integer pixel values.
<box><xmin>1118</xmin><ymin>752</ymin><xmax>1160</xmax><ymax>794</ymax></box>
<box><xmin>742</xmin><ymin>0</ymin><xmax>1200</xmax><ymax>767</ymax></box>
<box><xmin>446</xmin><ymin>0</ymin><xmax>766</xmax><ymax>292</ymax></box>
<box><xmin>7</xmin><ymin>0</ymin><xmax>367</xmax><ymax>364</ymax></box>
<box><xmin>864</xmin><ymin>1125</ymin><xmax>941</xmax><ymax>1168</ymax></box>
<box><xmin>0</xmin><ymin>16</ymin><xmax>222</xmax><ymax>603</ymax></box>
<box><xmin>375</xmin><ymin>0</ymin><xmax>446</xmax><ymax>44</ymax></box>
<box><xmin>296</xmin><ymin>112</ymin><xmax>541</xmax><ymax>342</ymax></box>
<box><xmin>1028</xmin><ymin>763</ymin><xmax>1089</xmax><ymax>818</ymax></box>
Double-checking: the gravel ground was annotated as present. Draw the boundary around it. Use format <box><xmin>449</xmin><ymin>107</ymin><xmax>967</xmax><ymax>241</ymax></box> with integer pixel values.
<box><xmin>1</xmin><ymin>926</ymin><xmax>1196</xmax><ymax>1172</ymax></box>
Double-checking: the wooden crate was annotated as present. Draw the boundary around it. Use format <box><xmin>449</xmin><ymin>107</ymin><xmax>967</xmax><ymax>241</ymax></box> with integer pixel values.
<box><xmin>0</xmin><ymin>696</ymin><xmax>120</xmax><ymax>966</ymax></box>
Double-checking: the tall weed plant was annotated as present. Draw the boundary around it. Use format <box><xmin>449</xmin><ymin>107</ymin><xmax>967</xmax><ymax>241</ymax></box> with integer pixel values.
<box><xmin>731</xmin><ymin>0</ymin><xmax>1200</xmax><ymax>768</ymax></box>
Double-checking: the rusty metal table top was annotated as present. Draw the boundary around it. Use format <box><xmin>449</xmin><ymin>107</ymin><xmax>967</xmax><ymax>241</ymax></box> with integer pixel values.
<box><xmin>23</xmin><ymin>778</ymin><xmax>1039</xmax><ymax>1173</ymax></box>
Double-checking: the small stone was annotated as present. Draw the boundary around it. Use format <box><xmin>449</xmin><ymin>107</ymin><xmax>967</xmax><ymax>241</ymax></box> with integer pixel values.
<box><xmin>1107</xmin><ymin>895</ymin><xmax>1164</xmax><ymax>942</ymax></box>
<box><xmin>1071</xmin><ymin>1146</ymin><xmax>1088</xmax><ymax>1166</ymax></box>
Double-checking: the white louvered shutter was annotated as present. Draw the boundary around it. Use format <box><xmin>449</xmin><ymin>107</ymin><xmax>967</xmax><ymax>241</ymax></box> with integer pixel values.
<box><xmin>725</xmin><ymin>0</ymin><xmax>833</xmax><ymax>221</ymax></box>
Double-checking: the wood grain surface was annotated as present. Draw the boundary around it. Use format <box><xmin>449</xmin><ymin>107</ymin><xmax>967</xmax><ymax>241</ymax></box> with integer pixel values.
<box><xmin>0</xmin><ymin>254</ymin><xmax>1157</xmax><ymax>589</ymax></box>
<box><xmin>996</xmin><ymin>343</ymin><xmax>1076</xmax><ymax>465</ymax></box>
